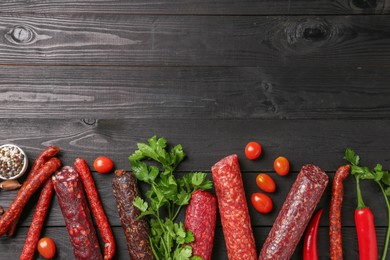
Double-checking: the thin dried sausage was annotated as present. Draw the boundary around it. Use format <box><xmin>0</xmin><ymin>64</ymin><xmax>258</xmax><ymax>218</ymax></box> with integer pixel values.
<box><xmin>6</xmin><ymin>146</ymin><xmax>60</xmax><ymax>237</ymax></box>
<box><xmin>185</xmin><ymin>190</ymin><xmax>217</xmax><ymax>260</ymax></box>
<box><xmin>112</xmin><ymin>170</ymin><xmax>154</xmax><ymax>260</ymax></box>
<box><xmin>211</xmin><ymin>154</ymin><xmax>257</xmax><ymax>260</ymax></box>
<box><xmin>74</xmin><ymin>158</ymin><xmax>116</xmax><ymax>260</ymax></box>
<box><xmin>330</xmin><ymin>165</ymin><xmax>350</xmax><ymax>260</ymax></box>
<box><xmin>0</xmin><ymin>157</ymin><xmax>61</xmax><ymax>237</ymax></box>
<box><xmin>20</xmin><ymin>180</ymin><xmax>54</xmax><ymax>260</ymax></box>
<box><xmin>259</xmin><ymin>164</ymin><xmax>329</xmax><ymax>260</ymax></box>
<box><xmin>29</xmin><ymin>146</ymin><xmax>61</xmax><ymax>177</ymax></box>
<box><xmin>53</xmin><ymin>166</ymin><xmax>103</xmax><ymax>260</ymax></box>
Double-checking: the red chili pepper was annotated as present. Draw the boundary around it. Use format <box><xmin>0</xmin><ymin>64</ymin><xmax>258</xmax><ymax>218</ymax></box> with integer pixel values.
<box><xmin>303</xmin><ymin>208</ymin><xmax>323</xmax><ymax>260</ymax></box>
<box><xmin>355</xmin><ymin>207</ymin><xmax>378</xmax><ymax>260</ymax></box>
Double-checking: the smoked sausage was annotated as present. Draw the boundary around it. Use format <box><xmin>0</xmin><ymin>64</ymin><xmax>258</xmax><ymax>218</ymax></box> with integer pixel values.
<box><xmin>330</xmin><ymin>165</ymin><xmax>350</xmax><ymax>260</ymax></box>
<box><xmin>112</xmin><ymin>170</ymin><xmax>154</xmax><ymax>260</ymax></box>
<box><xmin>7</xmin><ymin>146</ymin><xmax>60</xmax><ymax>237</ymax></box>
<box><xmin>259</xmin><ymin>164</ymin><xmax>329</xmax><ymax>260</ymax></box>
<box><xmin>0</xmin><ymin>157</ymin><xmax>61</xmax><ymax>237</ymax></box>
<box><xmin>211</xmin><ymin>154</ymin><xmax>257</xmax><ymax>260</ymax></box>
<box><xmin>53</xmin><ymin>166</ymin><xmax>103</xmax><ymax>260</ymax></box>
<box><xmin>185</xmin><ymin>190</ymin><xmax>217</xmax><ymax>260</ymax></box>
<box><xmin>20</xmin><ymin>180</ymin><xmax>54</xmax><ymax>260</ymax></box>
<box><xmin>74</xmin><ymin>158</ymin><xmax>116</xmax><ymax>260</ymax></box>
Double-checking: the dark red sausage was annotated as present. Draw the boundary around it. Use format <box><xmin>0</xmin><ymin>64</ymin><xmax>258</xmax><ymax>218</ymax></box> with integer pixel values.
<box><xmin>259</xmin><ymin>164</ymin><xmax>329</xmax><ymax>260</ymax></box>
<box><xmin>0</xmin><ymin>157</ymin><xmax>61</xmax><ymax>237</ymax></box>
<box><xmin>185</xmin><ymin>190</ymin><xmax>217</xmax><ymax>260</ymax></box>
<box><xmin>330</xmin><ymin>165</ymin><xmax>350</xmax><ymax>260</ymax></box>
<box><xmin>112</xmin><ymin>170</ymin><xmax>154</xmax><ymax>260</ymax></box>
<box><xmin>53</xmin><ymin>166</ymin><xmax>103</xmax><ymax>260</ymax></box>
<box><xmin>20</xmin><ymin>179</ymin><xmax>54</xmax><ymax>260</ymax></box>
<box><xmin>74</xmin><ymin>158</ymin><xmax>116</xmax><ymax>260</ymax></box>
<box><xmin>7</xmin><ymin>145</ymin><xmax>60</xmax><ymax>237</ymax></box>
<box><xmin>29</xmin><ymin>146</ymin><xmax>61</xmax><ymax>177</ymax></box>
<box><xmin>211</xmin><ymin>154</ymin><xmax>257</xmax><ymax>260</ymax></box>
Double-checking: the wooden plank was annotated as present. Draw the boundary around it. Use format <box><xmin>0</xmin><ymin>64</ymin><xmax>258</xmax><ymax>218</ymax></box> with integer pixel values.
<box><xmin>0</xmin><ymin>226</ymin><xmax>385</xmax><ymax>259</ymax></box>
<box><xmin>0</xmin><ymin>15</ymin><xmax>389</xmax><ymax>66</ymax></box>
<box><xmin>1</xmin><ymin>66</ymin><xmax>390</xmax><ymax>120</ymax></box>
<box><xmin>0</xmin><ymin>0</ymin><xmax>387</xmax><ymax>15</ymax></box>
<box><xmin>0</xmin><ymin>118</ymin><xmax>389</xmax><ymax>172</ymax></box>
<box><xmin>0</xmin><ymin>118</ymin><xmax>389</xmax><ymax>227</ymax></box>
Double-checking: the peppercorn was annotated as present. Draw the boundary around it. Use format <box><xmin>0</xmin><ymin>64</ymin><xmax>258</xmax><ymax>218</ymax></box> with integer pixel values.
<box><xmin>0</xmin><ymin>145</ymin><xmax>27</xmax><ymax>179</ymax></box>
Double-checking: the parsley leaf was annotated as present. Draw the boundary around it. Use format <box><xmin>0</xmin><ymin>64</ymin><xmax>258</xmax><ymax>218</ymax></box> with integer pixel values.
<box><xmin>129</xmin><ymin>136</ymin><xmax>212</xmax><ymax>259</ymax></box>
<box><xmin>344</xmin><ymin>148</ymin><xmax>360</xmax><ymax>166</ymax></box>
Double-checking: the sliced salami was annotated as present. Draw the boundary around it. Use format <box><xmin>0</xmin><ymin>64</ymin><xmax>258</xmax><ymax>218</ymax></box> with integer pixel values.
<box><xmin>212</xmin><ymin>154</ymin><xmax>257</xmax><ymax>260</ymax></box>
<box><xmin>259</xmin><ymin>164</ymin><xmax>329</xmax><ymax>260</ymax></box>
<box><xmin>53</xmin><ymin>166</ymin><xmax>103</xmax><ymax>260</ymax></box>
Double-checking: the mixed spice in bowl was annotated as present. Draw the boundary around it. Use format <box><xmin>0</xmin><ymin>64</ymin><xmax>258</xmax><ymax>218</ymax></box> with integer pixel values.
<box><xmin>0</xmin><ymin>144</ymin><xmax>28</xmax><ymax>180</ymax></box>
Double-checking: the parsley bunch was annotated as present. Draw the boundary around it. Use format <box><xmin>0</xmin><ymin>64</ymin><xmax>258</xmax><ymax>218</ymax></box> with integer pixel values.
<box><xmin>344</xmin><ymin>148</ymin><xmax>390</xmax><ymax>260</ymax></box>
<box><xmin>129</xmin><ymin>136</ymin><xmax>212</xmax><ymax>260</ymax></box>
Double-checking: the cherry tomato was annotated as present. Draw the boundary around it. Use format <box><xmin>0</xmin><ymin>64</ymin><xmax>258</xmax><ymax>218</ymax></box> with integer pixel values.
<box><xmin>93</xmin><ymin>156</ymin><xmax>114</xmax><ymax>173</ymax></box>
<box><xmin>256</xmin><ymin>173</ymin><xmax>276</xmax><ymax>193</ymax></box>
<box><xmin>37</xmin><ymin>237</ymin><xmax>56</xmax><ymax>259</ymax></box>
<box><xmin>251</xmin><ymin>192</ymin><xmax>273</xmax><ymax>214</ymax></box>
<box><xmin>245</xmin><ymin>141</ymin><xmax>262</xmax><ymax>160</ymax></box>
<box><xmin>274</xmin><ymin>156</ymin><xmax>290</xmax><ymax>176</ymax></box>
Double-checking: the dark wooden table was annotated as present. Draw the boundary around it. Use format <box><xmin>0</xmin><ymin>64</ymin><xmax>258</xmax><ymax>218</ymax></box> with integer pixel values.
<box><xmin>0</xmin><ymin>1</ymin><xmax>390</xmax><ymax>259</ymax></box>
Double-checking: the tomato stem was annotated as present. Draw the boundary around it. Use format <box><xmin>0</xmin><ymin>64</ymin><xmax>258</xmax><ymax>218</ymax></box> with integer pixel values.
<box><xmin>355</xmin><ymin>176</ymin><xmax>366</xmax><ymax>210</ymax></box>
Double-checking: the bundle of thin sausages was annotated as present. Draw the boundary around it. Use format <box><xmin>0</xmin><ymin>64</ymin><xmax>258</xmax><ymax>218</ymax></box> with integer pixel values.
<box><xmin>0</xmin><ymin>146</ymin><xmax>116</xmax><ymax>260</ymax></box>
<box><xmin>0</xmin><ymin>146</ymin><xmax>61</xmax><ymax>260</ymax></box>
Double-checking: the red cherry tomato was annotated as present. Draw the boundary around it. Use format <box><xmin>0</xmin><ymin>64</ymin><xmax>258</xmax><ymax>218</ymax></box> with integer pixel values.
<box><xmin>93</xmin><ymin>156</ymin><xmax>114</xmax><ymax>173</ymax></box>
<box><xmin>251</xmin><ymin>192</ymin><xmax>273</xmax><ymax>213</ymax></box>
<box><xmin>274</xmin><ymin>156</ymin><xmax>290</xmax><ymax>176</ymax></box>
<box><xmin>256</xmin><ymin>173</ymin><xmax>276</xmax><ymax>193</ymax></box>
<box><xmin>37</xmin><ymin>237</ymin><xmax>56</xmax><ymax>259</ymax></box>
<box><xmin>245</xmin><ymin>141</ymin><xmax>262</xmax><ymax>160</ymax></box>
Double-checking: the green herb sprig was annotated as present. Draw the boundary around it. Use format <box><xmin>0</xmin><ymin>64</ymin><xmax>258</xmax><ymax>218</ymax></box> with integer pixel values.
<box><xmin>129</xmin><ymin>136</ymin><xmax>212</xmax><ymax>260</ymax></box>
<box><xmin>344</xmin><ymin>148</ymin><xmax>390</xmax><ymax>260</ymax></box>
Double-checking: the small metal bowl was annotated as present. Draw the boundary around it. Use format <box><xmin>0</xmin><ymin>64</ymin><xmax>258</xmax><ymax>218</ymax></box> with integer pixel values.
<box><xmin>0</xmin><ymin>144</ymin><xmax>28</xmax><ymax>180</ymax></box>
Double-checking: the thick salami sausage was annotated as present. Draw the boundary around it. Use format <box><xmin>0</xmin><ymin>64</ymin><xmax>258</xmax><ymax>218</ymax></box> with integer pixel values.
<box><xmin>330</xmin><ymin>165</ymin><xmax>350</xmax><ymax>260</ymax></box>
<box><xmin>74</xmin><ymin>158</ymin><xmax>116</xmax><ymax>260</ymax></box>
<box><xmin>185</xmin><ymin>190</ymin><xmax>217</xmax><ymax>260</ymax></box>
<box><xmin>0</xmin><ymin>157</ymin><xmax>61</xmax><ymax>237</ymax></box>
<box><xmin>211</xmin><ymin>154</ymin><xmax>257</xmax><ymax>260</ymax></box>
<box><xmin>53</xmin><ymin>166</ymin><xmax>103</xmax><ymax>260</ymax></box>
<box><xmin>20</xmin><ymin>180</ymin><xmax>54</xmax><ymax>260</ymax></box>
<box><xmin>259</xmin><ymin>164</ymin><xmax>329</xmax><ymax>260</ymax></box>
<box><xmin>112</xmin><ymin>169</ymin><xmax>154</xmax><ymax>260</ymax></box>
<box><xmin>7</xmin><ymin>145</ymin><xmax>60</xmax><ymax>237</ymax></box>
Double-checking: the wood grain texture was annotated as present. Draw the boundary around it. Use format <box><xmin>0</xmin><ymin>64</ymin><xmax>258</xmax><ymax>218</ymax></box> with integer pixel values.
<box><xmin>0</xmin><ymin>0</ymin><xmax>388</xmax><ymax>15</ymax></box>
<box><xmin>0</xmin><ymin>0</ymin><xmax>389</xmax><ymax>258</ymax></box>
<box><xmin>0</xmin><ymin>66</ymin><xmax>390</xmax><ymax>120</ymax></box>
<box><xmin>1</xmin><ymin>226</ymin><xmax>387</xmax><ymax>259</ymax></box>
<box><xmin>0</xmin><ymin>119</ymin><xmax>389</xmax><ymax>172</ymax></box>
<box><xmin>0</xmin><ymin>15</ymin><xmax>389</xmax><ymax>66</ymax></box>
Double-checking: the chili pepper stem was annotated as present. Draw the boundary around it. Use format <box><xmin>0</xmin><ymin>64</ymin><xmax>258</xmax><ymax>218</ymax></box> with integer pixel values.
<box><xmin>356</xmin><ymin>177</ymin><xmax>366</xmax><ymax>209</ymax></box>
<box><xmin>377</xmin><ymin>181</ymin><xmax>390</xmax><ymax>260</ymax></box>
